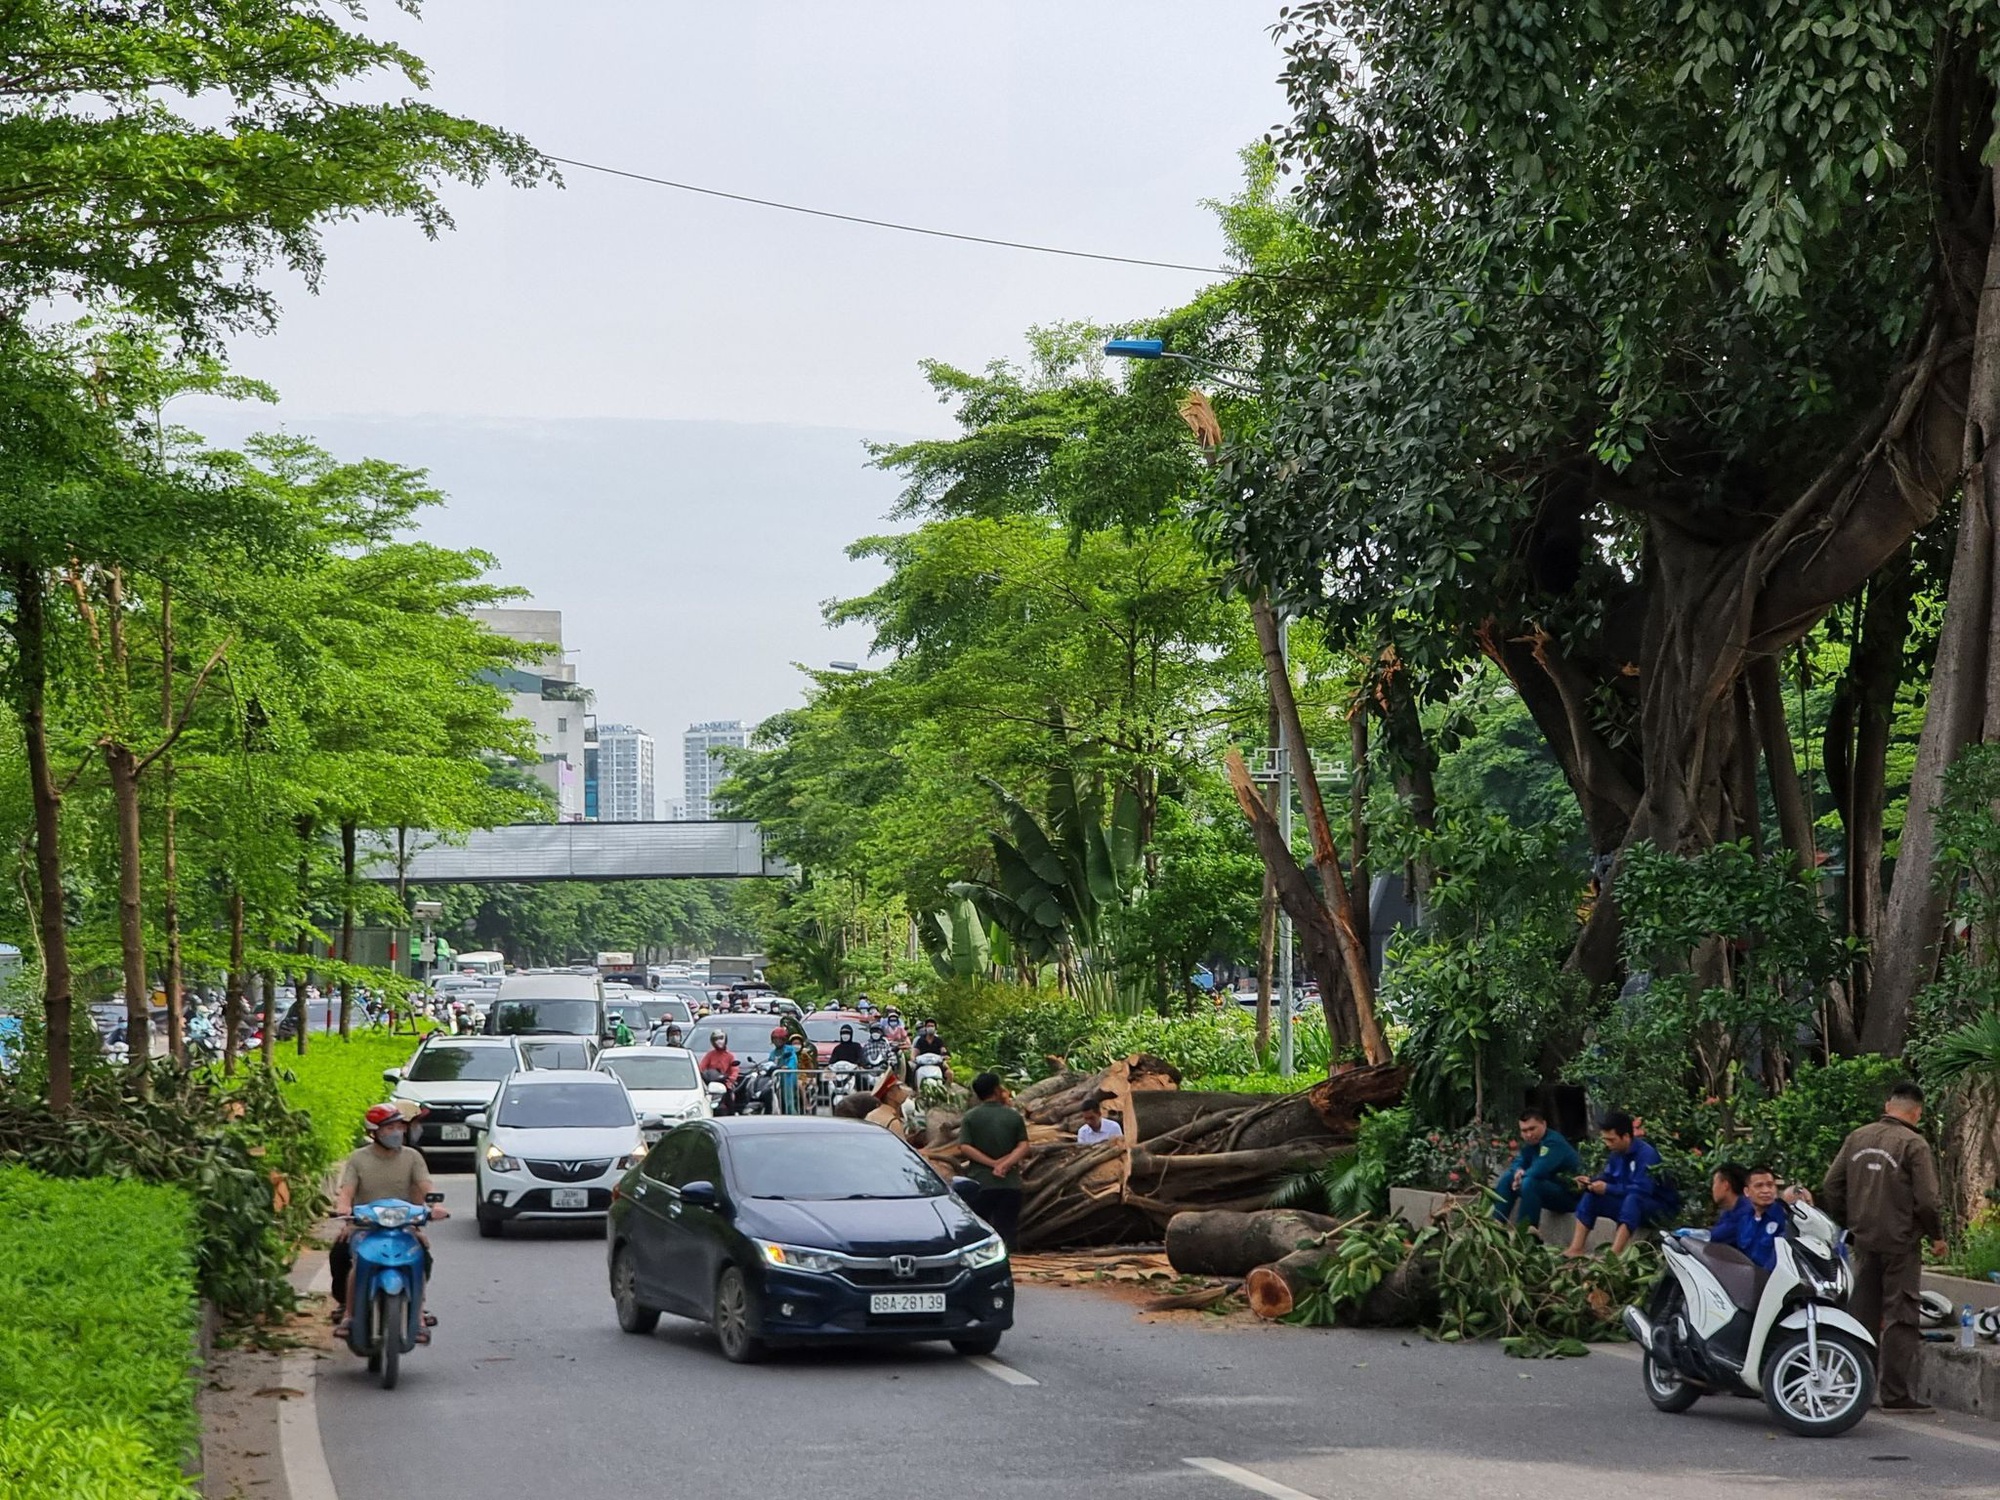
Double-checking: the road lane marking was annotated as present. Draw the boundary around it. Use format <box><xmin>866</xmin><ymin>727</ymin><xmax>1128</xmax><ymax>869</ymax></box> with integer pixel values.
<box><xmin>966</xmin><ymin>1353</ymin><xmax>1039</xmax><ymax>1385</ymax></box>
<box><xmin>278</xmin><ymin>1263</ymin><xmax>340</xmax><ymax>1500</ymax></box>
<box><xmin>1183</xmin><ymin>1457</ymin><xmax>1320</xmax><ymax>1499</ymax></box>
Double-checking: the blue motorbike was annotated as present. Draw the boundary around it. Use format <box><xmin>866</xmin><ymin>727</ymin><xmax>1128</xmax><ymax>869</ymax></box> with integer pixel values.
<box><xmin>344</xmin><ymin>1194</ymin><xmax>444</xmax><ymax>1389</ymax></box>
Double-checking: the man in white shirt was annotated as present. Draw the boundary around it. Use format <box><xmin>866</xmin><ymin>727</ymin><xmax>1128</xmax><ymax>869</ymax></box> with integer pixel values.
<box><xmin>1076</xmin><ymin>1094</ymin><xmax>1124</xmax><ymax>1145</ymax></box>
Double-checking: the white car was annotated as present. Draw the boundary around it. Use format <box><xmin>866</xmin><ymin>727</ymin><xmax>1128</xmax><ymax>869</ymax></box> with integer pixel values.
<box><xmin>471</xmin><ymin>1070</ymin><xmax>663</xmax><ymax>1238</ymax></box>
<box><xmin>385</xmin><ymin>1035</ymin><xmax>522</xmax><ymax>1169</ymax></box>
<box><xmin>596</xmin><ymin>1046</ymin><xmax>710</xmax><ymax>1142</ymax></box>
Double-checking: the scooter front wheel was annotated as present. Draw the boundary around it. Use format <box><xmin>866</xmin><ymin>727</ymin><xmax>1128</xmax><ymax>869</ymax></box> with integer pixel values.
<box><xmin>378</xmin><ymin>1292</ymin><xmax>407</xmax><ymax>1390</ymax></box>
<box><xmin>1761</xmin><ymin>1328</ymin><xmax>1874</xmax><ymax>1437</ymax></box>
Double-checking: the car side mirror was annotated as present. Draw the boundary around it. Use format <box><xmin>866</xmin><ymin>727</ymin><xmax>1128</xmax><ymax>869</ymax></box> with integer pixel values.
<box><xmin>640</xmin><ymin>1114</ymin><xmax>668</xmax><ymax>1131</ymax></box>
<box><xmin>950</xmin><ymin>1175</ymin><xmax>983</xmax><ymax>1205</ymax></box>
<box><xmin>382</xmin><ymin>1068</ymin><xmax>402</xmax><ymax>1083</ymax></box>
<box><xmin>465</xmin><ymin>1113</ymin><xmax>487</xmax><ymax>1131</ymax></box>
<box><xmin>680</xmin><ymin>1179</ymin><xmax>721</xmax><ymax>1209</ymax></box>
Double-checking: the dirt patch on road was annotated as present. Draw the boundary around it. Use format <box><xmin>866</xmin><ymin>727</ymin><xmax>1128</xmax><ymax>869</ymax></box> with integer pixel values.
<box><xmin>1010</xmin><ymin>1247</ymin><xmax>1264</xmax><ymax>1328</ymax></box>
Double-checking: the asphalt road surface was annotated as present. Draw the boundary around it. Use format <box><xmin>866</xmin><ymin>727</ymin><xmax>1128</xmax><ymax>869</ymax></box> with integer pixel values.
<box><xmin>316</xmin><ymin>1177</ymin><xmax>2000</xmax><ymax>1500</ymax></box>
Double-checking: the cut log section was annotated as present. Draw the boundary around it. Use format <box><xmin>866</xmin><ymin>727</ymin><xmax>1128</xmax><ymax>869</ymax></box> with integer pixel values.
<box><xmin>1245</xmin><ymin>1249</ymin><xmax>1323</xmax><ymax>1320</ymax></box>
<box><xmin>1164</xmin><ymin>1209</ymin><xmax>1345</xmax><ymax>1277</ymax></box>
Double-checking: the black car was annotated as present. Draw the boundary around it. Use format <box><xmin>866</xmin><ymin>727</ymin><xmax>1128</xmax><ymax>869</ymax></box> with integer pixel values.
<box><xmin>606</xmin><ymin>1117</ymin><xmax>1012</xmax><ymax>1363</ymax></box>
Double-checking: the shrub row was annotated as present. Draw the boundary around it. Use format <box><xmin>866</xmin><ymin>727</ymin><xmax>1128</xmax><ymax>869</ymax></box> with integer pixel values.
<box><xmin>0</xmin><ymin>1167</ymin><xmax>201</xmax><ymax>1500</ymax></box>
<box><xmin>264</xmin><ymin>1028</ymin><xmax>428</xmax><ymax>1175</ymax></box>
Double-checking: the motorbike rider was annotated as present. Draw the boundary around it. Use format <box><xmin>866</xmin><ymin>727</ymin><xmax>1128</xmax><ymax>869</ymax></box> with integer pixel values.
<box><xmin>653</xmin><ymin>1021</ymin><xmax>687</xmax><ymax>1050</ymax></box>
<box><xmin>611</xmin><ymin>1013</ymin><xmax>635</xmax><ymax>1047</ymax></box>
<box><xmin>910</xmin><ymin>1018</ymin><xmax>951</xmax><ymax>1084</ymax></box>
<box><xmin>828</xmin><ymin>1024</ymin><xmax>866</xmax><ymax>1067</ymax></box>
<box><xmin>698</xmin><ymin>1029</ymin><xmax>739</xmax><ymax>1086</ymax></box>
<box><xmin>330</xmin><ymin>1104</ymin><xmax>448</xmax><ymax>1342</ymax></box>
<box><xmin>862</xmin><ymin>1023</ymin><xmax>894</xmax><ymax>1070</ymax></box>
<box><xmin>882</xmin><ymin>1008</ymin><xmax>909</xmax><ymax>1049</ymax></box>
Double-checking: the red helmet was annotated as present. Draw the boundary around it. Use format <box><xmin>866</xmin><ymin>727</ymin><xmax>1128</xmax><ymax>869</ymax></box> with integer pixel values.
<box><xmin>770</xmin><ymin>1027</ymin><xmax>790</xmax><ymax>1042</ymax></box>
<box><xmin>365</xmin><ymin>1104</ymin><xmax>401</xmax><ymax>1130</ymax></box>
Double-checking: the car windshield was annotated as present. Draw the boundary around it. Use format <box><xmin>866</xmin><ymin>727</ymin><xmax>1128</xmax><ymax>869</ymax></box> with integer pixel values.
<box><xmin>496</xmin><ymin>1081</ymin><xmax>632</xmax><ymax>1130</ymax></box>
<box><xmin>606</xmin><ymin>1002</ymin><xmax>648</xmax><ymax>1027</ymax></box>
<box><xmin>602</xmin><ymin>1054</ymin><xmax>699</xmax><ymax>1091</ymax></box>
<box><xmin>490</xmin><ymin>999</ymin><xmax>597</xmax><ymax>1035</ymax></box>
<box><xmin>520</xmin><ymin>1040</ymin><xmax>593</xmax><ymax>1070</ymax></box>
<box><xmin>643</xmin><ymin>999</ymin><xmax>693</xmax><ymax>1026</ymax></box>
<box><xmin>406</xmin><ymin>1045</ymin><xmax>515</xmax><ymax>1083</ymax></box>
<box><xmin>801</xmin><ymin>1017</ymin><xmax>857</xmax><ymax>1044</ymax></box>
<box><xmin>729</xmin><ymin>1131</ymin><xmax>946</xmax><ymax>1200</ymax></box>
<box><xmin>709</xmin><ymin>1020</ymin><xmax>782</xmax><ymax>1051</ymax></box>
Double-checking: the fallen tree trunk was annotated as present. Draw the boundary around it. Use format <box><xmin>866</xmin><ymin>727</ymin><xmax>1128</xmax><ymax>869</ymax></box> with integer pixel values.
<box><xmin>1165</xmin><ymin>1208</ymin><xmax>1344</xmax><ymax>1277</ymax></box>
<box><xmin>1246</xmin><ymin>1243</ymin><xmax>1436</xmax><ymax>1326</ymax></box>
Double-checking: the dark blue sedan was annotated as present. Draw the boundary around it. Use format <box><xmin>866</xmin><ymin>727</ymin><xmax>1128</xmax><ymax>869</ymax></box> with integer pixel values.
<box><xmin>606</xmin><ymin>1116</ymin><xmax>1013</xmax><ymax>1363</ymax></box>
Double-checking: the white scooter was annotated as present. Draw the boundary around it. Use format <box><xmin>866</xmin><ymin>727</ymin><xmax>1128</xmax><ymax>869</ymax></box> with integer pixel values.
<box><xmin>1622</xmin><ymin>1200</ymin><xmax>1876</xmax><ymax>1437</ymax></box>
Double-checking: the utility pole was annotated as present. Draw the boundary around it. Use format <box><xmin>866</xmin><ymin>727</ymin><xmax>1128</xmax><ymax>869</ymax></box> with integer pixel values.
<box><xmin>1276</xmin><ymin>614</ymin><xmax>1294</xmax><ymax>1079</ymax></box>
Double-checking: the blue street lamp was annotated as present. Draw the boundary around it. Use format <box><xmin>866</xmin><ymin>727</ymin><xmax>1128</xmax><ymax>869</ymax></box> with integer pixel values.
<box><xmin>1103</xmin><ymin>337</ymin><xmax>1166</xmax><ymax>359</ymax></box>
<box><xmin>1102</xmin><ymin>337</ymin><xmax>1258</xmax><ymax>393</ymax></box>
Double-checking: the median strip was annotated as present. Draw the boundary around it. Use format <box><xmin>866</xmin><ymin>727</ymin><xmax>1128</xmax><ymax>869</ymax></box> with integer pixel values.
<box><xmin>1183</xmin><ymin>1457</ymin><xmax>1320</xmax><ymax>1500</ymax></box>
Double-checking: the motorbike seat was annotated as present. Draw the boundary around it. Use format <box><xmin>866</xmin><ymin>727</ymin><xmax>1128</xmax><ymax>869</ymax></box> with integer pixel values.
<box><xmin>1690</xmin><ymin>1240</ymin><xmax>1760</xmax><ymax>1310</ymax></box>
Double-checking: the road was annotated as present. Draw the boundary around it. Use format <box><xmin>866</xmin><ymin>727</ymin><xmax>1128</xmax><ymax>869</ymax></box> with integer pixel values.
<box><xmin>316</xmin><ymin>1176</ymin><xmax>2000</xmax><ymax>1500</ymax></box>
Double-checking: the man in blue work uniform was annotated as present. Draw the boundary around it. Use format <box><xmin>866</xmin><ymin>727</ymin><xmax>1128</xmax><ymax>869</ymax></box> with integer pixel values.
<box><xmin>1490</xmin><ymin>1107</ymin><xmax>1581</xmax><ymax>1229</ymax></box>
<box><xmin>1564</xmin><ymin>1110</ymin><xmax>1679</xmax><ymax>1257</ymax></box>
<box><xmin>1711</xmin><ymin>1164</ymin><xmax>1800</xmax><ymax>1270</ymax></box>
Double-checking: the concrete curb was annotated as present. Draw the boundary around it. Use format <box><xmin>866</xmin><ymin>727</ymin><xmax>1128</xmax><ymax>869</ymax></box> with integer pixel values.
<box><xmin>276</xmin><ymin>1261</ymin><xmax>340</xmax><ymax>1500</ymax></box>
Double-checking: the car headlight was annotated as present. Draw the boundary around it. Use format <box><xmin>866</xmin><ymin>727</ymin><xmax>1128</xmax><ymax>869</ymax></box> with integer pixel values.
<box><xmin>961</xmin><ymin>1235</ymin><xmax>1008</xmax><ymax>1270</ymax></box>
<box><xmin>757</xmin><ymin>1240</ymin><xmax>841</xmax><ymax>1274</ymax></box>
<box><xmin>483</xmin><ymin>1144</ymin><xmax>522</xmax><ymax>1173</ymax></box>
<box><xmin>615</xmin><ymin>1152</ymin><xmax>644</xmax><ymax>1170</ymax></box>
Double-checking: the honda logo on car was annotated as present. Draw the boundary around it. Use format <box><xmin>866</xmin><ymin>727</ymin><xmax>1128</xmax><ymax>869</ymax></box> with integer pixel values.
<box><xmin>891</xmin><ymin>1254</ymin><xmax>916</xmax><ymax>1279</ymax></box>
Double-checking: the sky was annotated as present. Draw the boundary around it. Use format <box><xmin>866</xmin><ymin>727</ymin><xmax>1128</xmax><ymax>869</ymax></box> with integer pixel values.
<box><xmin>182</xmin><ymin>1</ymin><xmax>1291</xmax><ymax>811</ymax></box>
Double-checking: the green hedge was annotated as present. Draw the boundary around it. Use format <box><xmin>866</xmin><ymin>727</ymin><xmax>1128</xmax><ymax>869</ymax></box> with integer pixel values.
<box><xmin>0</xmin><ymin>1168</ymin><xmax>200</xmax><ymax>1500</ymax></box>
<box><xmin>267</xmin><ymin>1028</ymin><xmax>431</xmax><ymax>1175</ymax></box>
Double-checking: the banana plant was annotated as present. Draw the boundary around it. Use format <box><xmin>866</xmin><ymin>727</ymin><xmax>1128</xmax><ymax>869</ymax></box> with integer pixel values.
<box><xmin>918</xmin><ymin>895</ymin><xmax>992</xmax><ymax>980</ymax></box>
<box><xmin>950</xmin><ymin>762</ymin><xmax>1144</xmax><ymax>995</ymax></box>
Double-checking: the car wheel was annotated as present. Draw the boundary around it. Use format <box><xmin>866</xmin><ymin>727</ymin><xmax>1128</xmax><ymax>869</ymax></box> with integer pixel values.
<box><xmin>712</xmin><ymin>1265</ymin><xmax>765</xmax><ymax>1364</ymax></box>
<box><xmin>950</xmin><ymin>1332</ymin><xmax>1003</xmax><ymax>1357</ymax></box>
<box><xmin>477</xmin><ymin>1210</ymin><xmax>502</xmax><ymax>1239</ymax></box>
<box><xmin>612</xmin><ymin>1247</ymin><xmax>660</xmax><ymax>1335</ymax></box>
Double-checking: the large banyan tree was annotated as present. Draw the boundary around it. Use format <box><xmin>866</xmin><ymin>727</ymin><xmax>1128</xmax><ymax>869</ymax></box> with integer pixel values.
<box><xmin>1216</xmin><ymin>1</ymin><xmax>2000</xmax><ymax>1052</ymax></box>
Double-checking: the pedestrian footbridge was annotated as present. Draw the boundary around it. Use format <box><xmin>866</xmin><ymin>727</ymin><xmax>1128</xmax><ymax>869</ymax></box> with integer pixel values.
<box><xmin>364</xmin><ymin>822</ymin><xmax>787</xmax><ymax>883</ymax></box>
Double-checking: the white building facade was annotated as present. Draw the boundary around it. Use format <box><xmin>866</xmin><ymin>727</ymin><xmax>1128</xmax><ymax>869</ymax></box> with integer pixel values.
<box><xmin>596</xmin><ymin>724</ymin><xmax>657</xmax><ymax>822</ymax></box>
<box><xmin>683</xmin><ymin>720</ymin><xmax>747</xmax><ymax>821</ymax></box>
<box><xmin>471</xmin><ymin>606</ymin><xmax>588</xmax><ymax>822</ymax></box>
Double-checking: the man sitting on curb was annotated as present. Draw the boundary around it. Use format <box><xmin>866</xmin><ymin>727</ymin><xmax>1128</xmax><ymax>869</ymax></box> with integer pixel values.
<box><xmin>1490</xmin><ymin>1107</ymin><xmax>1580</xmax><ymax>1228</ymax></box>
<box><xmin>1565</xmin><ymin>1110</ymin><xmax>1678</xmax><ymax>1257</ymax></box>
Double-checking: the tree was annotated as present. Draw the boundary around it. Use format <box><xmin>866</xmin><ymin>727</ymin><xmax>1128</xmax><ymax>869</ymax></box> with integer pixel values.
<box><xmin>1216</xmin><ymin>1</ymin><xmax>1999</xmax><ymax>1048</ymax></box>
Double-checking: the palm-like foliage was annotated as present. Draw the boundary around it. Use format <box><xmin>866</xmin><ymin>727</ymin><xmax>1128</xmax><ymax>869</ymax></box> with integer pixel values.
<box><xmin>1928</xmin><ymin>1010</ymin><xmax>2000</xmax><ymax>1091</ymax></box>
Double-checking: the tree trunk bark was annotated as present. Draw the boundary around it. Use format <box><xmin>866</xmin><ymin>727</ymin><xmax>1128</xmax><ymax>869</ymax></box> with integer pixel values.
<box><xmin>1869</xmin><ymin>166</ymin><xmax>2000</xmax><ymax>1055</ymax></box>
<box><xmin>159</xmin><ymin>579</ymin><xmax>184</xmax><ymax>1064</ymax></box>
<box><xmin>1165</xmin><ymin>1209</ymin><xmax>1342</xmax><ymax>1277</ymax></box>
<box><xmin>1349</xmin><ymin>704</ymin><xmax>1372</xmax><ymax>955</ymax></box>
<box><xmin>339</xmin><ymin>819</ymin><xmax>357</xmax><ymax>1040</ymax></box>
<box><xmin>105</xmin><ymin>741</ymin><xmax>152</xmax><ymax>1079</ymax></box>
<box><xmin>224</xmin><ymin>888</ymin><xmax>245</xmax><ymax>1078</ymax></box>
<box><xmin>1250</xmin><ymin>598</ymin><xmax>1390</xmax><ymax>1063</ymax></box>
<box><xmin>260</xmin><ymin>967</ymin><xmax>276</xmax><ymax>1068</ymax></box>
<box><xmin>11</xmin><ymin>561</ymin><xmax>75</xmax><ymax>1110</ymax></box>
<box><xmin>1748</xmin><ymin>654</ymin><xmax>1815</xmax><ymax>869</ymax></box>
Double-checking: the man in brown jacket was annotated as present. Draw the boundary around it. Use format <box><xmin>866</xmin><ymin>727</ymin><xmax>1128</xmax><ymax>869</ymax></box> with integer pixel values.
<box><xmin>1819</xmin><ymin>1081</ymin><xmax>1946</xmax><ymax>1412</ymax></box>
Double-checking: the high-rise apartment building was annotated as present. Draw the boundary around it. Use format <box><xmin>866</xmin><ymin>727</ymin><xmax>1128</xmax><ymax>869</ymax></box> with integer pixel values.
<box><xmin>683</xmin><ymin>720</ymin><xmax>747</xmax><ymax>821</ymax></box>
<box><xmin>471</xmin><ymin>606</ymin><xmax>587</xmax><ymax>822</ymax></box>
<box><xmin>596</xmin><ymin>724</ymin><xmax>657</xmax><ymax>822</ymax></box>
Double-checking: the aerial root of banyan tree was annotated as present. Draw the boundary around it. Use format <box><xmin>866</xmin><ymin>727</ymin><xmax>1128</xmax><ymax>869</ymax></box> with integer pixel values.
<box><xmin>918</xmin><ymin>1054</ymin><xmax>1406</xmax><ymax>1250</ymax></box>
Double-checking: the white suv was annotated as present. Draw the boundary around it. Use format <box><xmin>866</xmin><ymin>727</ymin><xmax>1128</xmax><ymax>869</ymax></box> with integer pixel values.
<box><xmin>385</xmin><ymin>1035</ymin><xmax>522</xmax><ymax>1170</ymax></box>
<box><xmin>470</xmin><ymin>1070</ymin><xmax>663</xmax><ymax>1238</ymax></box>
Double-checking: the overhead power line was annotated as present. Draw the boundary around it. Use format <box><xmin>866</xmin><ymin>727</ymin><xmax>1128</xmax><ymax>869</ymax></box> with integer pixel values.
<box><xmin>545</xmin><ymin>153</ymin><xmax>1567</xmax><ymax>303</ymax></box>
<box><xmin>547</xmin><ymin>154</ymin><xmax>1245</xmax><ymax>277</ymax></box>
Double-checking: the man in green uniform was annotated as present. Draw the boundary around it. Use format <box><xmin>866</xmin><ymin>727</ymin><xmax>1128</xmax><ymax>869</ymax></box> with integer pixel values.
<box><xmin>957</xmin><ymin>1072</ymin><xmax>1029</xmax><ymax>1249</ymax></box>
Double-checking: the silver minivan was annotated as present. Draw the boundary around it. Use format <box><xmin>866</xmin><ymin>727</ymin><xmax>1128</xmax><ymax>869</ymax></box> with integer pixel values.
<box><xmin>482</xmin><ymin>972</ymin><xmax>609</xmax><ymax>1043</ymax></box>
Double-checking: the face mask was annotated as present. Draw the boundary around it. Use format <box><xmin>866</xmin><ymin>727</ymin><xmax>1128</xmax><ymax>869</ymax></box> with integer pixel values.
<box><xmin>377</xmin><ymin>1129</ymin><xmax>406</xmax><ymax>1150</ymax></box>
